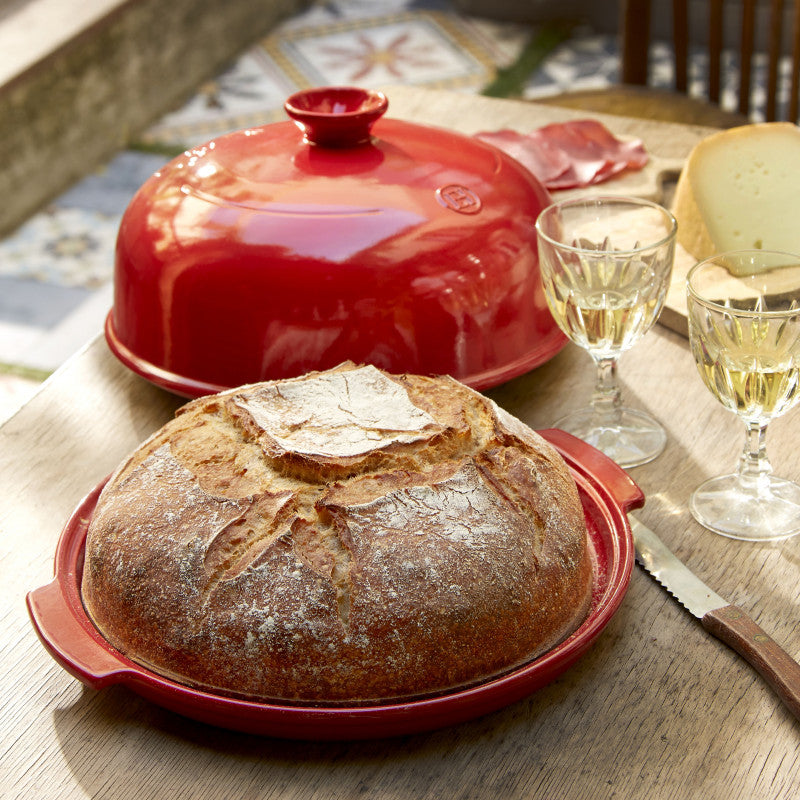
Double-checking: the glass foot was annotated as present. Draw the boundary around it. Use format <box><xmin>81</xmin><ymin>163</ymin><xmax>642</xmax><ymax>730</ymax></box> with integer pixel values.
<box><xmin>690</xmin><ymin>474</ymin><xmax>800</xmax><ymax>541</ymax></box>
<box><xmin>554</xmin><ymin>406</ymin><xmax>666</xmax><ymax>469</ymax></box>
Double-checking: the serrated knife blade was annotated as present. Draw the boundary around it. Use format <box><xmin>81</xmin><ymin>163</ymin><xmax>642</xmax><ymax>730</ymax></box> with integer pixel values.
<box><xmin>630</xmin><ymin>515</ymin><xmax>800</xmax><ymax>721</ymax></box>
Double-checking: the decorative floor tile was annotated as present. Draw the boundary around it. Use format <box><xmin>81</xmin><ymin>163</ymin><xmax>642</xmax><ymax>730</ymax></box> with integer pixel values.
<box><xmin>56</xmin><ymin>151</ymin><xmax>168</xmax><ymax>215</ymax></box>
<box><xmin>0</xmin><ymin>206</ymin><xmax>119</xmax><ymax>289</ymax></box>
<box><xmin>0</xmin><ymin>150</ymin><xmax>162</xmax><ymax>304</ymax></box>
<box><xmin>523</xmin><ymin>33</ymin><xmax>618</xmax><ymax>97</ymax></box>
<box><xmin>0</xmin><ymin>320</ymin><xmax>48</xmax><ymax>366</ymax></box>
<box><xmin>0</xmin><ymin>283</ymin><xmax>112</xmax><ymax>372</ymax></box>
<box><xmin>646</xmin><ymin>40</ymin><xmax>678</xmax><ymax>89</ymax></box>
<box><xmin>682</xmin><ymin>49</ymin><xmax>797</xmax><ymax>122</ymax></box>
<box><xmin>142</xmin><ymin>49</ymin><xmax>299</xmax><ymax>147</ymax></box>
<box><xmin>268</xmin><ymin>13</ymin><xmax>496</xmax><ymax>88</ymax></box>
<box><xmin>20</xmin><ymin>282</ymin><xmax>113</xmax><ymax>372</ymax></box>
<box><xmin>141</xmin><ymin>9</ymin><xmax>532</xmax><ymax>149</ymax></box>
<box><xmin>0</xmin><ymin>275</ymin><xmax>92</xmax><ymax>328</ymax></box>
<box><xmin>456</xmin><ymin>16</ymin><xmax>533</xmax><ymax>69</ymax></box>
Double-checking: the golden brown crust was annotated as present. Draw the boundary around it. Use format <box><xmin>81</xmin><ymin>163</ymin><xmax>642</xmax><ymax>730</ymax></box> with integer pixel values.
<box><xmin>82</xmin><ymin>363</ymin><xmax>592</xmax><ymax>704</ymax></box>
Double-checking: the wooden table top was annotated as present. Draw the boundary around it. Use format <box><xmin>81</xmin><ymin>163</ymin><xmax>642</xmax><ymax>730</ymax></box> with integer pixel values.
<box><xmin>2</xmin><ymin>88</ymin><xmax>798</xmax><ymax>800</ymax></box>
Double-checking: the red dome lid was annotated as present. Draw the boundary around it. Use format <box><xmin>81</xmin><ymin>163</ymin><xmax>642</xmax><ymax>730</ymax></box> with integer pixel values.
<box><xmin>107</xmin><ymin>87</ymin><xmax>565</xmax><ymax>397</ymax></box>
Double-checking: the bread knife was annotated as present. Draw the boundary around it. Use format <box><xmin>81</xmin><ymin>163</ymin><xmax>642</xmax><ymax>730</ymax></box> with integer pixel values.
<box><xmin>630</xmin><ymin>515</ymin><xmax>800</xmax><ymax>721</ymax></box>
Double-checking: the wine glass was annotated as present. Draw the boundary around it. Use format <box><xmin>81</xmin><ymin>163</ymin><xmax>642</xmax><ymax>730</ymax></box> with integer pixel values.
<box><xmin>686</xmin><ymin>250</ymin><xmax>800</xmax><ymax>541</ymax></box>
<box><xmin>535</xmin><ymin>195</ymin><xmax>677</xmax><ymax>468</ymax></box>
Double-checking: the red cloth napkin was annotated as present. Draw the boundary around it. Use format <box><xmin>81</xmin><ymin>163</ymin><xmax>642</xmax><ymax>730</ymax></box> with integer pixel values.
<box><xmin>474</xmin><ymin>119</ymin><xmax>649</xmax><ymax>190</ymax></box>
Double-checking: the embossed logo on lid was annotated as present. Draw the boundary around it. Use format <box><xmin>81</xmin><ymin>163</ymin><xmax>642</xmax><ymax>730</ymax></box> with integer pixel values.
<box><xmin>436</xmin><ymin>184</ymin><xmax>482</xmax><ymax>214</ymax></box>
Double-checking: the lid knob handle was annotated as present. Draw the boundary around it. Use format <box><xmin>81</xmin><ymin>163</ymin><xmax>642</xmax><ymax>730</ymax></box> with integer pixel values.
<box><xmin>284</xmin><ymin>87</ymin><xmax>388</xmax><ymax>147</ymax></box>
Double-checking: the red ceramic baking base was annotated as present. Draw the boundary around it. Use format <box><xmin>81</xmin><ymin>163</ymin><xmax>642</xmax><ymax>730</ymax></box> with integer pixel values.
<box><xmin>27</xmin><ymin>429</ymin><xmax>643</xmax><ymax>740</ymax></box>
<box><xmin>104</xmin><ymin>312</ymin><xmax>569</xmax><ymax>399</ymax></box>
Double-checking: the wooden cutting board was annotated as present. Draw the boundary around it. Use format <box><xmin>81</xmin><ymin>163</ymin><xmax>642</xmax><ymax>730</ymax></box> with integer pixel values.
<box><xmin>660</xmin><ymin>241</ymin><xmax>697</xmax><ymax>337</ymax></box>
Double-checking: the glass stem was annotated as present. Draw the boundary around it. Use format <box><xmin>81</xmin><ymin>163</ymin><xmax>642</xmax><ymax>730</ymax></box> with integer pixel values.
<box><xmin>590</xmin><ymin>356</ymin><xmax>623</xmax><ymax>427</ymax></box>
<box><xmin>737</xmin><ymin>421</ymin><xmax>773</xmax><ymax>495</ymax></box>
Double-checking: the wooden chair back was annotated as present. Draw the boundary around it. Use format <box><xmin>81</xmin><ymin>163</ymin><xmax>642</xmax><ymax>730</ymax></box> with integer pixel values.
<box><xmin>621</xmin><ymin>0</ymin><xmax>800</xmax><ymax>121</ymax></box>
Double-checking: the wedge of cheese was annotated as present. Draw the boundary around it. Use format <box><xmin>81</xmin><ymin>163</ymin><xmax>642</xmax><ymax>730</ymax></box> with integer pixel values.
<box><xmin>672</xmin><ymin>122</ymin><xmax>800</xmax><ymax>260</ymax></box>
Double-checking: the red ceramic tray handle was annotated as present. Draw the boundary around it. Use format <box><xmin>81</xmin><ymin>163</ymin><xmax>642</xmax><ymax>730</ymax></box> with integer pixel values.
<box><xmin>27</xmin><ymin>577</ymin><xmax>125</xmax><ymax>686</ymax></box>
<box><xmin>27</xmin><ymin>430</ymin><xmax>643</xmax><ymax>739</ymax></box>
<box><xmin>26</xmin><ymin>483</ymin><xmax>133</xmax><ymax>688</ymax></box>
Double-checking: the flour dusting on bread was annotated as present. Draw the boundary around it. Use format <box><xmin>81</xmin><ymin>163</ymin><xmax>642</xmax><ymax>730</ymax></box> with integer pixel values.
<box><xmin>232</xmin><ymin>365</ymin><xmax>440</xmax><ymax>458</ymax></box>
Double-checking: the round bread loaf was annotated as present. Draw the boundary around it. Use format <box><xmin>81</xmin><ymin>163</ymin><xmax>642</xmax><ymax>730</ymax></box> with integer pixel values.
<box><xmin>81</xmin><ymin>363</ymin><xmax>593</xmax><ymax>704</ymax></box>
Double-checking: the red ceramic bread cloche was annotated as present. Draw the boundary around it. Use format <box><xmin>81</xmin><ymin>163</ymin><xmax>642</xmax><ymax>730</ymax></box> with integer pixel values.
<box><xmin>106</xmin><ymin>87</ymin><xmax>565</xmax><ymax>397</ymax></box>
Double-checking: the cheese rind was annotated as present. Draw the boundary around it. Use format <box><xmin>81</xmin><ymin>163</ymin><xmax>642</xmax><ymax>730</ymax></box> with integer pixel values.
<box><xmin>672</xmin><ymin>122</ymin><xmax>800</xmax><ymax>260</ymax></box>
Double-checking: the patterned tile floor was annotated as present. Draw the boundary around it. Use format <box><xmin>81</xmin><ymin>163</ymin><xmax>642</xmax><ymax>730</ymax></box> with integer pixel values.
<box><xmin>0</xmin><ymin>0</ymin><xmax>791</xmax><ymax>422</ymax></box>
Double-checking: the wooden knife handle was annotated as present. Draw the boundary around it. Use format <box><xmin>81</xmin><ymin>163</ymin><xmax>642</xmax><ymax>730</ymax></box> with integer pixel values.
<box><xmin>702</xmin><ymin>604</ymin><xmax>800</xmax><ymax>721</ymax></box>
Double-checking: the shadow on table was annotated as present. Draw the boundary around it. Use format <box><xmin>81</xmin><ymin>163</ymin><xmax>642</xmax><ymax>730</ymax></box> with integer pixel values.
<box><xmin>50</xmin><ymin>619</ymin><xmax>636</xmax><ymax>799</ymax></box>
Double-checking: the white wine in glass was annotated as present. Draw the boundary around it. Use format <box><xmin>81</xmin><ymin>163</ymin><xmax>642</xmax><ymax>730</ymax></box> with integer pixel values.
<box><xmin>687</xmin><ymin>250</ymin><xmax>800</xmax><ymax>541</ymax></box>
<box><xmin>536</xmin><ymin>196</ymin><xmax>677</xmax><ymax>468</ymax></box>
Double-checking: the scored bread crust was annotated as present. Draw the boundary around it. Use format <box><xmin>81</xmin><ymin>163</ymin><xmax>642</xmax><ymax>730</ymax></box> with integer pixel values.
<box><xmin>81</xmin><ymin>363</ymin><xmax>593</xmax><ymax>704</ymax></box>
